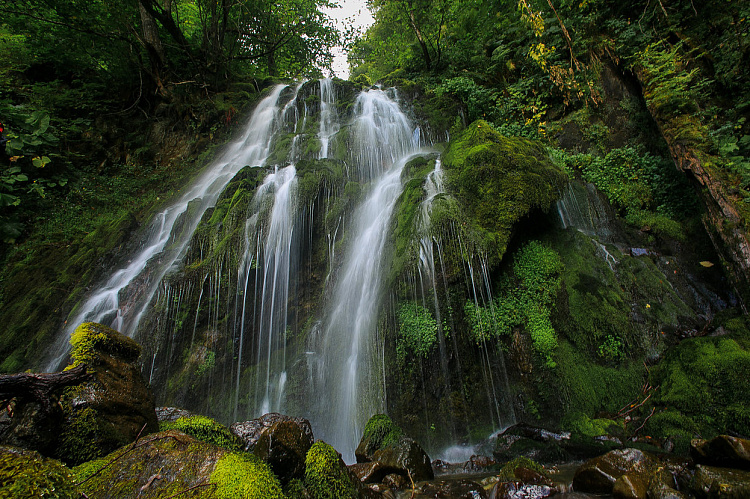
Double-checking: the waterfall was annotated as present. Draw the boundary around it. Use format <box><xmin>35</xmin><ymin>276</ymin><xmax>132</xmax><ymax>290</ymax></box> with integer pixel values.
<box><xmin>318</xmin><ymin>78</ymin><xmax>338</xmax><ymax>159</ymax></box>
<box><xmin>44</xmin><ymin>84</ymin><xmax>296</xmax><ymax>371</ymax></box>
<box><xmin>310</xmin><ymin>88</ymin><xmax>426</xmax><ymax>462</ymax></box>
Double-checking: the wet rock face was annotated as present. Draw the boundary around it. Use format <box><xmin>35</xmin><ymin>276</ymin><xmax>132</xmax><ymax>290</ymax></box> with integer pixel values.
<box><xmin>231</xmin><ymin>412</ymin><xmax>313</xmax><ymax>452</ymax></box>
<box><xmin>253</xmin><ymin>419</ymin><xmax>313</xmax><ymax>483</ymax></box>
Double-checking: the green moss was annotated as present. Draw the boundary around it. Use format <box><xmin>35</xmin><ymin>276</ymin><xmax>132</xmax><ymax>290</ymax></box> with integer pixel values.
<box><xmin>496</xmin><ymin>456</ymin><xmax>547</xmax><ymax>482</ymax></box>
<box><xmin>562</xmin><ymin>413</ymin><xmax>623</xmax><ymax>438</ymax></box>
<box><xmin>0</xmin><ymin>447</ymin><xmax>79</xmax><ymax>499</ymax></box>
<box><xmin>396</xmin><ymin>302</ymin><xmax>438</xmax><ymax>362</ymax></box>
<box><xmin>57</xmin><ymin>405</ymin><xmax>104</xmax><ymax>466</ymax></box>
<box><xmin>69</xmin><ymin>322</ymin><xmax>141</xmax><ymax>368</ymax></box>
<box><xmin>304</xmin><ymin>441</ymin><xmax>358</xmax><ymax>499</ymax></box>
<box><xmin>283</xmin><ymin>478</ymin><xmax>308</xmax><ymax>499</ymax></box>
<box><xmin>443</xmin><ymin>120</ymin><xmax>567</xmax><ymax>260</ymax></box>
<box><xmin>464</xmin><ymin>241</ymin><xmax>562</xmax><ymax>367</ymax></box>
<box><xmin>211</xmin><ymin>452</ymin><xmax>284</xmax><ymax>499</ymax></box>
<box><xmin>159</xmin><ymin>416</ymin><xmax>242</xmax><ymax>451</ymax></box>
<box><xmin>362</xmin><ymin>414</ymin><xmax>403</xmax><ymax>454</ymax></box>
<box><xmin>553</xmin><ymin>341</ymin><xmax>644</xmax><ymax>418</ymax></box>
<box><xmin>649</xmin><ymin>332</ymin><xmax>750</xmax><ymax>438</ymax></box>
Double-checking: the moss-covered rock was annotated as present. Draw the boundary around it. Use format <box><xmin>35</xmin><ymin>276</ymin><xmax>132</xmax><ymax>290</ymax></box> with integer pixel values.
<box><xmin>73</xmin><ymin>429</ymin><xmax>283</xmax><ymax>498</ymax></box>
<box><xmin>646</xmin><ymin>321</ymin><xmax>750</xmax><ymax>444</ymax></box>
<box><xmin>0</xmin><ymin>446</ymin><xmax>79</xmax><ymax>498</ymax></box>
<box><xmin>356</xmin><ymin>413</ymin><xmax>403</xmax><ymax>462</ymax></box>
<box><xmin>496</xmin><ymin>456</ymin><xmax>547</xmax><ymax>482</ymax></box>
<box><xmin>159</xmin><ymin>415</ymin><xmax>242</xmax><ymax>451</ymax></box>
<box><xmin>57</xmin><ymin>322</ymin><xmax>158</xmax><ymax>466</ymax></box>
<box><xmin>443</xmin><ymin>120</ymin><xmax>568</xmax><ymax>260</ymax></box>
<box><xmin>304</xmin><ymin>441</ymin><xmax>359</xmax><ymax>499</ymax></box>
<box><xmin>211</xmin><ymin>451</ymin><xmax>285</xmax><ymax>499</ymax></box>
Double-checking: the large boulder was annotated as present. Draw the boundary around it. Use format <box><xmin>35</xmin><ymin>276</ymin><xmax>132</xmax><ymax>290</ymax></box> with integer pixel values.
<box><xmin>371</xmin><ymin>436</ymin><xmax>434</xmax><ymax>482</ymax></box>
<box><xmin>254</xmin><ymin>419</ymin><xmax>314</xmax><ymax>484</ymax></box>
<box><xmin>231</xmin><ymin>412</ymin><xmax>313</xmax><ymax>452</ymax></box>
<box><xmin>691</xmin><ymin>435</ymin><xmax>750</xmax><ymax>470</ymax></box>
<box><xmin>689</xmin><ymin>464</ymin><xmax>750</xmax><ymax>497</ymax></box>
<box><xmin>56</xmin><ymin>322</ymin><xmax>159</xmax><ymax>465</ymax></box>
<box><xmin>74</xmin><ymin>429</ymin><xmax>284</xmax><ymax>498</ymax></box>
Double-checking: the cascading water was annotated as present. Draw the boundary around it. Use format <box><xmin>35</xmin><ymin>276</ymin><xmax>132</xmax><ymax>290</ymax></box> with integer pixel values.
<box><xmin>44</xmin><ymin>84</ymin><xmax>295</xmax><ymax>371</ymax></box>
<box><xmin>318</xmin><ymin>78</ymin><xmax>339</xmax><ymax>159</ymax></box>
<box><xmin>43</xmin><ymin>79</ymin><xmax>518</xmax><ymax>462</ymax></box>
<box><xmin>309</xmin><ymin>88</ymin><xmax>427</xmax><ymax>462</ymax></box>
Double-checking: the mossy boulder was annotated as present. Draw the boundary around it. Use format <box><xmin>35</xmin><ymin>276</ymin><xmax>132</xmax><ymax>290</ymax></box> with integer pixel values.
<box><xmin>355</xmin><ymin>413</ymin><xmax>403</xmax><ymax>462</ymax></box>
<box><xmin>159</xmin><ymin>415</ymin><xmax>242</xmax><ymax>451</ymax></box>
<box><xmin>0</xmin><ymin>446</ymin><xmax>79</xmax><ymax>498</ymax></box>
<box><xmin>57</xmin><ymin>322</ymin><xmax>158</xmax><ymax>465</ymax></box>
<box><xmin>304</xmin><ymin>441</ymin><xmax>360</xmax><ymax>499</ymax></box>
<box><xmin>73</xmin><ymin>429</ymin><xmax>284</xmax><ymax>498</ymax></box>
<box><xmin>443</xmin><ymin>120</ymin><xmax>568</xmax><ymax>260</ymax></box>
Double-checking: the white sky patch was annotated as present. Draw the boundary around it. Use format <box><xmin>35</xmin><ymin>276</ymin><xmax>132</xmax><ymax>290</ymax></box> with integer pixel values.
<box><xmin>322</xmin><ymin>1</ymin><xmax>374</xmax><ymax>79</ymax></box>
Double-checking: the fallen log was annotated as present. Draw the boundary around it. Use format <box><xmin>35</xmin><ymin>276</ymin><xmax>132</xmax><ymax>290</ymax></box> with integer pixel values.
<box><xmin>0</xmin><ymin>364</ymin><xmax>92</xmax><ymax>413</ymax></box>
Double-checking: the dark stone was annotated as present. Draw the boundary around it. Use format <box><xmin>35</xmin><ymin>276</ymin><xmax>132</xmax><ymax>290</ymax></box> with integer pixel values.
<box><xmin>371</xmin><ymin>436</ymin><xmax>434</xmax><ymax>481</ymax></box>
<box><xmin>253</xmin><ymin>419</ymin><xmax>313</xmax><ymax>483</ymax></box>
<box><xmin>383</xmin><ymin>473</ymin><xmax>408</xmax><ymax>490</ymax></box>
<box><xmin>419</xmin><ymin>479</ymin><xmax>487</xmax><ymax>498</ymax></box>
<box><xmin>349</xmin><ymin>461</ymin><xmax>401</xmax><ymax>484</ymax></box>
<box><xmin>690</xmin><ymin>464</ymin><xmax>750</xmax><ymax>498</ymax></box>
<box><xmin>231</xmin><ymin>412</ymin><xmax>313</xmax><ymax>452</ymax></box>
<box><xmin>691</xmin><ymin>435</ymin><xmax>750</xmax><ymax>470</ymax></box>
<box><xmin>572</xmin><ymin>448</ymin><xmax>652</xmax><ymax>494</ymax></box>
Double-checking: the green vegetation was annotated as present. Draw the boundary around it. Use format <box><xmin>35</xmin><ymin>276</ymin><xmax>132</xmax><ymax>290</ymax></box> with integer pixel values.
<box><xmin>304</xmin><ymin>441</ymin><xmax>358</xmax><ymax>499</ymax></box>
<box><xmin>211</xmin><ymin>452</ymin><xmax>284</xmax><ymax>499</ymax></box>
<box><xmin>159</xmin><ymin>416</ymin><xmax>243</xmax><ymax>451</ymax></box>
<box><xmin>647</xmin><ymin>316</ymin><xmax>750</xmax><ymax>443</ymax></box>
<box><xmin>396</xmin><ymin>302</ymin><xmax>438</xmax><ymax>361</ymax></box>
<box><xmin>0</xmin><ymin>448</ymin><xmax>79</xmax><ymax>499</ymax></box>
<box><xmin>361</xmin><ymin>414</ymin><xmax>403</xmax><ymax>455</ymax></box>
<box><xmin>465</xmin><ymin>241</ymin><xmax>563</xmax><ymax>367</ymax></box>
